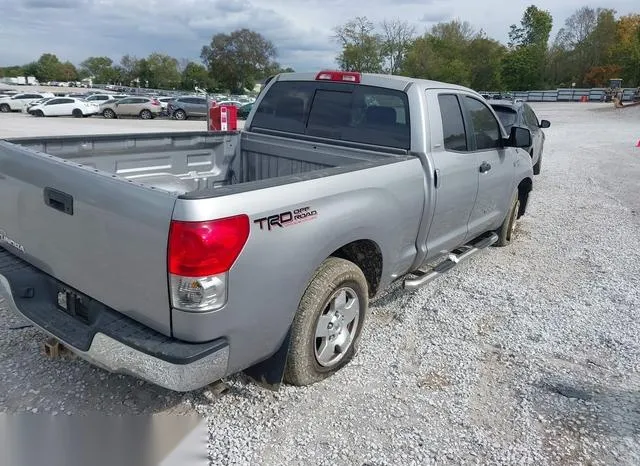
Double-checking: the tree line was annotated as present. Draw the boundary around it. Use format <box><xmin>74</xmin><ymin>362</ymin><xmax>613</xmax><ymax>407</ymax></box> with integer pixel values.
<box><xmin>2</xmin><ymin>7</ymin><xmax>638</xmax><ymax>93</ymax></box>
<box><xmin>0</xmin><ymin>29</ymin><xmax>293</xmax><ymax>93</ymax></box>
<box><xmin>334</xmin><ymin>5</ymin><xmax>640</xmax><ymax>90</ymax></box>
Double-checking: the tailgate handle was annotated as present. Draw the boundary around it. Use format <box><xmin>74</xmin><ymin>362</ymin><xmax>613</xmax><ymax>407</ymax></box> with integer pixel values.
<box><xmin>44</xmin><ymin>187</ymin><xmax>74</xmax><ymax>215</ymax></box>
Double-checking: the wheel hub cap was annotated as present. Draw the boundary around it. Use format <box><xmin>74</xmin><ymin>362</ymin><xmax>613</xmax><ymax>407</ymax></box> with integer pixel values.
<box><xmin>314</xmin><ymin>287</ymin><xmax>360</xmax><ymax>367</ymax></box>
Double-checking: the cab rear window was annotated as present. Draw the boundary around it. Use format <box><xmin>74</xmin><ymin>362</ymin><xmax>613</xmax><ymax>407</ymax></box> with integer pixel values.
<box><xmin>250</xmin><ymin>81</ymin><xmax>411</xmax><ymax>150</ymax></box>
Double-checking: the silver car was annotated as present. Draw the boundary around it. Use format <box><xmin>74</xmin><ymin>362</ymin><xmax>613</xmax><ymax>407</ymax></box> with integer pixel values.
<box><xmin>101</xmin><ymin>96</ymin><xmax>162</xmax><ymax>119</ymax></box>
<box><xmin>168</xmin><ymin>96</ymin><xmax>208</xmax><ymax>120</ymax></box>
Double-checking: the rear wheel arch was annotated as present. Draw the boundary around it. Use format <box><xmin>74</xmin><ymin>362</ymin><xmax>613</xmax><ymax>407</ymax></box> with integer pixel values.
<box><xmin>242</xmin><ymin>238</ymin><xmax>383</xmax><ymax>388</ymax></box>
<box><xmin>329</xmin><ymin>239</ymin><xmax>383</xmax><ymax>299</ymax></box>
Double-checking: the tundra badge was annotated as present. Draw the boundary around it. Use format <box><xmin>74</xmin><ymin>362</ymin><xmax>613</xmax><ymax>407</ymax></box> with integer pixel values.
<box><xmin>0</xmin><ymin>229</ymin><xmax>25</xmax><ymax>253</ymax></box>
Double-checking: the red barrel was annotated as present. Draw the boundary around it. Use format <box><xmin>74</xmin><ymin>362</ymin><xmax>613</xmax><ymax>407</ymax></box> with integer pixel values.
<box><xmin>208</xmin><ymin>103</ymin><xmax>238</xmax><ymax>131</ymax></box>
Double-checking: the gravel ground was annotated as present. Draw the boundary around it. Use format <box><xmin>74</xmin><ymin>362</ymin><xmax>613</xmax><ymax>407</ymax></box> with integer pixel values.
<box><xmin>1</xmin><ymin>102</ymin><xmax>639</xmax><ymax>465</ymax></box>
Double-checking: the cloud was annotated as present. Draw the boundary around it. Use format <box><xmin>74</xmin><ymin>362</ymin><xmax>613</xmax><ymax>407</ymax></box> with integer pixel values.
<box><xmin>420</xmin><ymin>10</ymin><xmax>451</xmax><ymax>23</ymax></box>
<box><xmin>1</xmin><ymin>0</ymin><xmax>639</xmax><ymax>72</ymax></box>
<box><xmin>212</xmin><ymin>0</ymin><xmax>246</xmax><ymax>13</ymax></box>
<box><xmin>22</xmin><ymin>0</ymin><xmax>85</xmax><ymax>8</ymax></box>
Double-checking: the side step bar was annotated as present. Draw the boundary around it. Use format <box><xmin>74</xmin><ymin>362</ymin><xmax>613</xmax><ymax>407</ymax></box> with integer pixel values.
<box><xmin>403</xmin><ymin>233</ymin><xmax>498</xmax><ymax>290</ymax></box>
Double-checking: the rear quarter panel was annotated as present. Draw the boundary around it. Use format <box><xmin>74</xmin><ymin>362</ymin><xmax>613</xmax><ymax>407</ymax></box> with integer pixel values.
<box><xmin>171</xmin><ymin>157</ymin><xmax>426</xmax><ymax>373</ymax></box>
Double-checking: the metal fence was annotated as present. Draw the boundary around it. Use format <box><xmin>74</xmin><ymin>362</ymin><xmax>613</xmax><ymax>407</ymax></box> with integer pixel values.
<box><xmin>484</xmin><ymin>88</ymin><xmax>638</xmax><ymax>102</ymax></box>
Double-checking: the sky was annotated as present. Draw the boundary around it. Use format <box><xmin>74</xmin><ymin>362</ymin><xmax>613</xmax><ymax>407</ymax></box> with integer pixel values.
<box><xmin>0</xmin><ymin>0</ymin><xmax>637</xmax><ymax>71</ymax></box>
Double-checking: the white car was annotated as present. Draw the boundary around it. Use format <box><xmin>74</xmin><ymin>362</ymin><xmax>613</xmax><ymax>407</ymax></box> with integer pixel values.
<box><xmin>157</xmin><ymin>97</ymin><xmax>173</xmax><ymax>111</ymax></box>
<box><xmin>28</xmin><ymin>97</ymin><xmax>100</xmax><ymax>118</ymax></box>
<box><xmin>24</xmin><ymin>97</ymin><xmax>55</xmax><ymax>113</ymax></box>
<box><xmin>0</xmin><ymin>92</ymin><xmax>54</xmax><ymax>113</ymax></box>
<box><xmin>83</xmin><ymin>94</ymin><xmax>118</xmax><ymax>105</ymax></box>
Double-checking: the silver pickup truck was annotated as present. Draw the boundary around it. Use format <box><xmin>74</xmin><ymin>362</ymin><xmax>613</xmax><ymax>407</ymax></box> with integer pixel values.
<box><xmin>0</xmin><ymin>71</ymin><xmax>535</xmax><ymax>392</ymax></box>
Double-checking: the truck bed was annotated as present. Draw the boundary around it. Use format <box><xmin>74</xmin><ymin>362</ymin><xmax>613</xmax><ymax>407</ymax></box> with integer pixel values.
<box><xmin>8</xmin><ymin>131</ymin><xmax>400</xmax><ymax>196</ymax></box>
<box><xmin>0</xmin><ymin>130</ymin><xmax>410</xmax><ymax>338</ymax></box>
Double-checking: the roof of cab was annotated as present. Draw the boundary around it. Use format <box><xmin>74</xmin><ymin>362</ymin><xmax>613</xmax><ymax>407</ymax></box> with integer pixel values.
<box><xmin>275</xmin><ymin>71</ymin><xmax>477</xmax><ymax>93</ymax></box>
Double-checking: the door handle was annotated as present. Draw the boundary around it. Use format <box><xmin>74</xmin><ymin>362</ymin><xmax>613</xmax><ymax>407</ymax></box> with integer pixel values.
<box><xmin>479</xmin><ymin>161</ymin><xmax>492</xmax><ymax>173</ymax></box>
<box><xmin>44</xmin><ymin>187</ymin><xmax>74</xmax><ymax>215</ymax></box>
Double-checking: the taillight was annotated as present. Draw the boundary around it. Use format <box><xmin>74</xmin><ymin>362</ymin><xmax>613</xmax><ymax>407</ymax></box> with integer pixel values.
<box><xmin>151</xmin><ymin>99</ymin><xmax>160</xmax><ymax>106</ymax></box>
<box><xmin>168</xmin><ymin>215</ymin><xmax>249</xmax><ymax>312</ymax></box>
<box><xmin>316</xmin><ymin>70</ymin><xmax>361</xmax><ymax>83</ymax></box>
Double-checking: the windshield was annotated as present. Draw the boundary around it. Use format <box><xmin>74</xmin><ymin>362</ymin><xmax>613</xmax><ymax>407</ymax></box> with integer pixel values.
<box><xmin>492</xmin><ymin>106</ymin><xmax>518</xmax><ymax>129</ymax></box>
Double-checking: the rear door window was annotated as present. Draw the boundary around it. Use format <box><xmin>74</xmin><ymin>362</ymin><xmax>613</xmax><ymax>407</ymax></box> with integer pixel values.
<box><xmin>251</xmin><ymin>81</ymin><xmax>411</xmax><ymax>149</ymax></box>
<box><xmin>437</xmin><ymin>94</ymin><xmax>468</xmax><ymax>152</ymax></box>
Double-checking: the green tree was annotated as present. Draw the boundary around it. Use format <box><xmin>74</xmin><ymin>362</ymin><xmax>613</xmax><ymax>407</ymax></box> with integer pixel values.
<box><xmin>181</xmin><ymin>62</ymin><xmax>213</xmax><ymax>90</ymax></box>
<box><xmin>119</xmin><ymin>54</ymin><xmax>140</xmax><ymax>85</ymax></box>
<box><xmin>612</xmin><ymin>14</ymin><xmax>640</xmax><ymax>85</ymax></box>
<box><xmin>80</xmin><ymin>56</ymin><xmax>118</xmax><ymax>84</ymax></box>
<box><xmin>467</xmin><ymin>36</ymin><xmax>507</xmax><ymax>90</ymax></box>
<box><xmin>333</xmin><ymin>17</ymin><xmax>384</xmax><ymax>72</ymax></box>
<box><xmin>508</xmin><ymin>5</ymin><xmax>553</xmax><ymax>48</ymax></box>
<box><xmin>401</xmin><ymin>20</ymin><xmax>486</xmax><ymax>87</ymax></box>
<box><xmin>0</xmin><ymin>66</ymin><xmax>24</xmax><ymax>78</ymax></box>
<box><xmin>144</xmin><ymin>53</ymin><xmax>181</xmax><ymax>89</ymax></box>
<box><xmin>22</xmin><ymin>62</ymin><xmax>39</xmax><ymax>77</ymax></box>
<box><xmin>401</xmin><ymin>35</ymin><xmax>440</xmax><ymax>79</ymax></box>
<box><xmin>503</xmin><ymin>5</ymin><xmax>553</xmax><ymax>90</ymax></box>
<box><xmin>35</xmin><ymin>53</ymin><xmax>64</xmax><ymax>81</ymax></box>
<box><xmin>201</xmin><ymin>28</ymin><xmax>278</xmax><ymax>93</ymax></box>
<box><xmin>590</xmin><ymin>9</ymin><xmax>618</xmax><ymax>67</ymax></box>
<box><xmin>60</xmin><ymin>61</ymin><xmax>78</xmax><ymax>81</ymax></box>
<box><xmin>380</xmin><ymin>19</ymin><xmax>416</xmax><ymax>74</ymax></box>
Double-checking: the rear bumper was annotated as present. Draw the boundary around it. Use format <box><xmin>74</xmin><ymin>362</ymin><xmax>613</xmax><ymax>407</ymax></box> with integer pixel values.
<box><xmin>0</xmin><ymin>248</ymin><xmax>229</xmax><ymax>392</ymax></box>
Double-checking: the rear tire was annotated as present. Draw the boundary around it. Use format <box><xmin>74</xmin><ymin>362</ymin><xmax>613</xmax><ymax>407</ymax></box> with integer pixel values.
<box><xmin>284</xmin><ymin>257</ymin><xmax>369</xmax><ymax>386</ymax></box>
<box><xmin>494</xmin><ymin>191</ymin><xmax>520</xmax><ymax>247</ymax></box>
<box><xmin>139</xmin><ymin>109</ymin><xmax>152</xmax><ymax>119</ymax></box>
<box><xmin>72</xmin><ymin>109</ymin><xmax>83</xmax><ymax>118</ymax></box>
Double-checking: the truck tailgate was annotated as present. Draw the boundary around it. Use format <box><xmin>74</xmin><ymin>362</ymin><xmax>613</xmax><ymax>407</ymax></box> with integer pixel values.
<box><xmin>0</xmin><ymin>140</ymin><xmax>177</xmax><ymax>336</ymax></box>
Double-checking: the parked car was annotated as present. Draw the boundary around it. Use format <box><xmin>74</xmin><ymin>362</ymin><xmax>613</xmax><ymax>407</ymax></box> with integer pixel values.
<box><xmin>157</xmin><ymin>97</ymin><xmax>174</xmax><ymax>115</ymax></box>
<box><xmin>0</xmin><ymin>70</ymin><xmax>534</xmax><ymax>392</ymax></box>
<box><xmin>488</xmin><ymin>100</ymin><xmax>550</xmax><ymax>175</ymax></box>
<box><xmin>100</xmin><ymin>96</ymin><xmax>162</xmax><ymax>119</ymax></box>
<box><xmin>237</xmin><ymin>102</ymin><xmax>253</xmax><ymax>119</ymax></box>
<box><xmin>24</xmin><ymin>97</ymin><xmax>55</xmax><ymax>112</ymax></box>
<box><xmin>217</xmin><ymin>100</ymin><xmax>244</xmax><ymax>108</ymax></box>
<box><xmin>84</xmin><ymin>94</ymin><xmax>118</xmax><ymax>105</ymax></box>
<box><xmin>28</xmin><ymin>97</ymin><xmax>100</xmax><ymax>118</ymax></box>
<box><xmin>0</xmin><ymin>92</ymin><xmax>54</xmax><ymax>113</ymax></box>
<box><xmin>167</xmin><ymin>96</ymin><xmax>208</xmax><ymax>120</ymax></box>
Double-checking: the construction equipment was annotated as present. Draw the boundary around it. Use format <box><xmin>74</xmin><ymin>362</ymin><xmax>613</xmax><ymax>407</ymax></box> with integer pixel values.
<box><xmin>603</xmin><ymin>78</ymin><xmax>624</xmax><ymax>106</ymax></box>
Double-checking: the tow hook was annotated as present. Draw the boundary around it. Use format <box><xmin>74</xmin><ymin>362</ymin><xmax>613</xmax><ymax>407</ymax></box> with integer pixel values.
<box><xmin>43</xmin><ymin>337</ymin><xmax>69</xmax><ymax>359</ymax></box>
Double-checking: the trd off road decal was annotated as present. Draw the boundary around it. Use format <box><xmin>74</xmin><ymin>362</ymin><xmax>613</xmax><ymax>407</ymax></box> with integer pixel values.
<box><xmin>254</xmin><ymin>206</ymin><xmax>318</xmax><ymax>231</ymax></box>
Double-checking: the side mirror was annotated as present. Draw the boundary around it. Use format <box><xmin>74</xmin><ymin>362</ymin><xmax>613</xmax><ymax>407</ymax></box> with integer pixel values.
<box><xmin>539</xmin><ymin>119</ymin><xmax>551</xmax><ymax>129</ymax></box>
<box><xmin>506</xmin><ymin>126</ymin><xmax>532</xmax><ymax>149</ymax></box>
